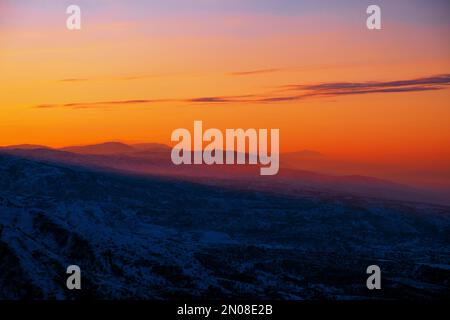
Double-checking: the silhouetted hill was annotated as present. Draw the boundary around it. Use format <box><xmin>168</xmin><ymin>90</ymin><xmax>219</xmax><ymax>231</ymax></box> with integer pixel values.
<box><xmin>131</xmin><ymin>143</ymin><xmax>172</xmax><ymax>152</ymax></box>
<box><xmin>0</xmin><ymin>144</ymin><xmax>51</xmax><ymax>150</ymax></box>
<box><xmin>0</xmin><ymin>147</ymin><xmax>448</xmax><ymax>205</ymax></box>
<box><xmin>60</xmin><ymin>142</ymin><xmax>137</xmax><ymax>155</ymax></box>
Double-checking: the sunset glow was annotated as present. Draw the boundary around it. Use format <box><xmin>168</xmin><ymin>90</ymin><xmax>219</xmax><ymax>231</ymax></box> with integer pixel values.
<box><xmin>1</xmin><ymin>0</ymin><xmax>449</xmax><ymax>187</ymax></box>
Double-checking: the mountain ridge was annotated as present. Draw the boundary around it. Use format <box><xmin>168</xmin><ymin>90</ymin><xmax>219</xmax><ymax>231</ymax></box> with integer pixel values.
<box><xmin>0</xmin><ymin>145</ymin><xmax>448</xmax><ymax>206</ymax></box>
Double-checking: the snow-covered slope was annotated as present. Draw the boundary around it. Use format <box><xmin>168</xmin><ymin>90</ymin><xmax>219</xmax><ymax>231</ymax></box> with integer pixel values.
<box><xmin>0</xmin><ymin>154</ymin><xmax>448</xmax><ymax>299</ymax></box>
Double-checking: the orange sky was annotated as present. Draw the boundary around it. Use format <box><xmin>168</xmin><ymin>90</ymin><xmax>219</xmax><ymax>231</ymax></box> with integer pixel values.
<box><xmin>1</xmin><ymin>0</ymin><xmax>450</xmax><ymax>172</ymax></box>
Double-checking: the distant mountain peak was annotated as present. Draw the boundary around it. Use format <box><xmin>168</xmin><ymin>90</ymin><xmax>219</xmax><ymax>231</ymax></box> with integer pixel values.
<box><xmin>0</xmin><ymin>144</ymin><xmax>51</xmax><ymax>150</ymax></box>
<box><xmin>131</xmin><ymin>143</ymin><xmax>171</xmax><ymax>151</ymax></box>
<box><xmin>60</xmin><ymin>141</ymin><xmax>137</xmax><ymax>155</ymax></box>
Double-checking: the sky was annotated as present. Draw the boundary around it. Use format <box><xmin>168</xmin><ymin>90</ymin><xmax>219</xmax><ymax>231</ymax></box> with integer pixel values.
<box><xmin>0</xmin><ymin>0</ymin><xmax>449</xmax><ymax>184</ymax></box>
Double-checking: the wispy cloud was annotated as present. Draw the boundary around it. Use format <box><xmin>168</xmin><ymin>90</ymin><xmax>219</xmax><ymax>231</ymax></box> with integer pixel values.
<box><xmin>36</xmin><ymin>74</ymin><xmax>450</xmax><ymax>109</ymax></box>
<box><xmin>187</xmin><ymin>95</ymin><xmax>257</xmax><ymax>104</ymax></box>
<box><xmin>35</xmin><ymin>99</ymin><xmax>169</xmax><ymax>109</ymax></box>
<box><xmin>35</xmin><ymin>104</ymin><xmax>58</xmax><ymax>109</ymax></box>
<box><xmin>282</xmin><ymin>74</ymin><xmax>450</xmax><ymax>93</ymax></box>
<box><xmin>188</xmin><ymin>74</ymin><xmax>450</xmax><ymax>104</ymax></box>
<box><xmin>229</xmin><ymin>69</ymin><xmax>282</xmax><ymax>76</ymax></box>
<box><xmin>65</xmin><ymin>99</ymin><xmax>168</xmax><ymax>107</ymax></box>
<box><xmin>57</xmin><ymin>73</ymin><xmax>186</xmax><ymax>84</ymax></box>
<box><xmin>59</xmin><ymin>78</ymin><xmax>89</xmax><ymax>83</ymax></box>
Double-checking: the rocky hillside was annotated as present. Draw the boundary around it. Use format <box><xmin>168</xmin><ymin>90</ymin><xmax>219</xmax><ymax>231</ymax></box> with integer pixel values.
<box><xmin>0</xmin><ymin>154</ymin><xmax>449</xmax><ymax>299</ymax></box>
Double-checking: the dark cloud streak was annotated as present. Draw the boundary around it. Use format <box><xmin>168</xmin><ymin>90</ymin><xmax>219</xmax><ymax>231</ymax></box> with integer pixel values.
<box><xmin>59</xmin><ymin>78</ymin><xmax>89</xmax><ymax>83</ymax></box>
<box><xmin>36</xmin><ymin>74</ymin><xmax>450</xmax><ymax>109</ymax></box>
<box><xmin>282</xmin><ymin>74</ymin><xmax>450</xmax><ymax>92</ymax></box>
<box><xmin>229</xmin><ymin>69</ymin><xmax>282</xmax><ymax>76</ymax></box>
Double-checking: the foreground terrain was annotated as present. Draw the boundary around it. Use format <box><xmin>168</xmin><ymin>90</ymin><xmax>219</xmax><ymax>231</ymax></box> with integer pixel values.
<box><xmin>0</xmin><ymin>153</ymin><xmax>449</xmax><ymax>299</ymax></box>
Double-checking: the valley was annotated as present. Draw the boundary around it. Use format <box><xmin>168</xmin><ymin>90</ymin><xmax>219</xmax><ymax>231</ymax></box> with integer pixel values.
<box><xmin>0</xmin><ymin>153</ymin><xmax>448</xmax><ymax>299</ymax></box>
